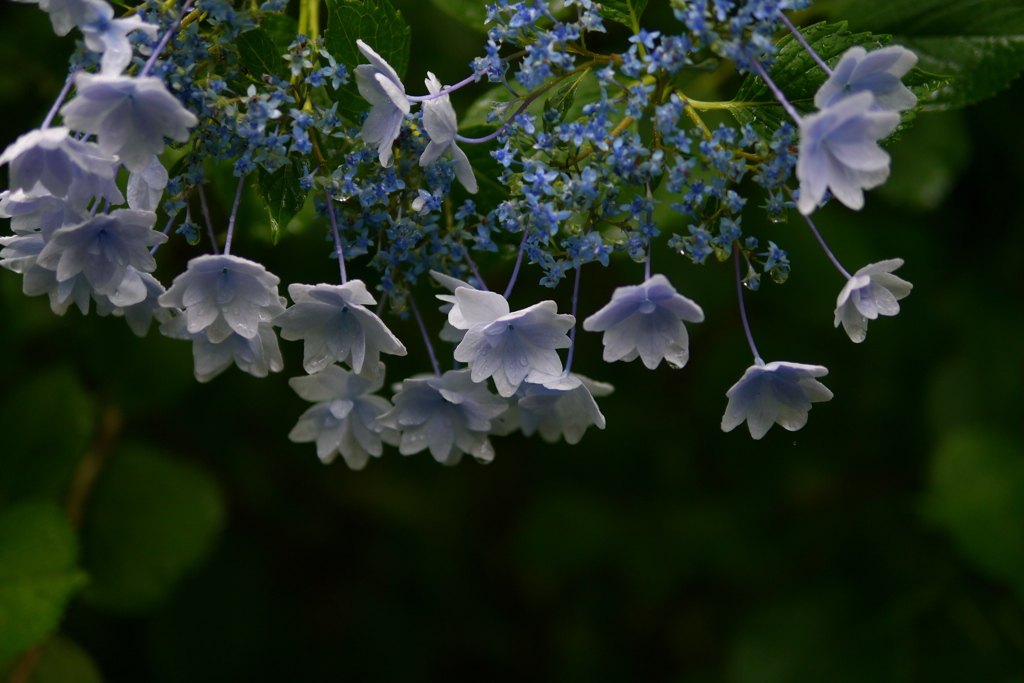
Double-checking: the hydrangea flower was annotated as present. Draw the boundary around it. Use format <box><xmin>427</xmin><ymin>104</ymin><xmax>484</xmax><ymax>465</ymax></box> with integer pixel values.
<box><xmin>582</xmin><ymin>274</ymin><xmax>704</xmax><ymax>370</ymax></box>
<box><xmin>36</xmin><ymin>208</ymin><xmax>165</xmax><ymax>296</ymax></box>
<box><xmin>721</xmin><ymin>361</ymin><xmax>834</xmax><ymax>440</ymax></box>
<box><xmin>796</xmin><ymin>91</ymin><xmax>900</xmax><ymax>215</ymax></box>
<box><xmin>60</xmin><ymin>73</ymin><xmax>199</xmax><ymax>172</ymax></box>
<box><xmin>110</xmin><ymin>269</ymin><xmax>173</xmax><ymax>336</ymax></box>
<box><xmin>430</xmin><ymin>269</ymin><xmax>473</xmax><ymax>343</ymax></box>
<box><xmin>419</xmin><ymin>72</ymin><xmax>478</xmax><ymax>193</ymax></box>
<box><xmin>516</xmin><ymin>373</ymin><xmax>613</xmax><ymax>444</ymax></box>
<box><xmin>12</xmin><ymin>0</ymin><xmax>94</xmax><ymax>36</ymax></box>
<box><xmin>834</xmin><ymin>258</ymin><xmax>913</xmax><ymax>343</ymax></box>
<box><xmin>79</xmin><ymin>0</ymin><xmax>158</xmax><ymax>75</ymax></box>
<box><xmin>127</xmin><ymin>155</ymin><xmax>168</xmax><ymax>212</ymax></box>
<box><xmin>377</xmin><ymin>369</ymin><xmax>509</xmax><ymax>465</ymax></box>
<box><xmin>158</xmin><ymin>254</ymin><xmax>282</xmax><ymax>343</ymax></box>
<box><xmin>815</xmin><ymin>46</ymin><xmax>918</xmax><ymax>112</ymax></box>
<box><xmin>273</xmin><ymin>280</ymin><xmax>407</xmax><ymax>377</ymax></box>
<box><xmin>448</xmin><ymin>287</ymin><xmax>576</xmax><ymax>397</ymax></box>
<box><xmin>0</xmin><ymin>127</ymin><xmax>123</xmax><ymax>210</ymax></box>
<box><xmin>0</xmin><ymin>188</ymin><xmax>80</xmax><ymax>238</ymax></box>
<box><xmin>354</xmin><ymin>39</ymin><xmax>409</xmax><ymax>168</ymax></box>
<box><xmin>287</xmin><ymin>364</ymin><xmax>399</xmax><ymax>469</ymax></box>
<box><xmin>161</xmin><ymin>315</ymin><xmax>285</xmax><ymax>383</ymax></box>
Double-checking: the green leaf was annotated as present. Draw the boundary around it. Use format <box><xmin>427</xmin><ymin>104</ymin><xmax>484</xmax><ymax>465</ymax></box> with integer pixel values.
<box><xmin>80</xmin><ymin>445</ymin><xmax>225</xmax><ymax>615</ymax></box>
<box><xmin>922</xmin><ymin>430</ymin><xmax>1024</xmax><ymax>600</ymax></box>
<box><xmin>0</xmin><ymin>368</ymin><xmax>95</xmax><ymax>508</ymax></box>
<box><xmin>324</xmin><ymin>0</ymin><xmax>411</xmax><ymax>121</ymax></box>
<box><xmin>545</xmin><ymin>68</ymin><xmax>589</xmax><ymax>126</ymax></box>
<box><xmin>0</xmin><ymin>502</ymin><xmax>88</xmax><ymax>664</ymax></box>
<box><xmin>820</xmin><ymin>0</ymin><xmax>1024</xmax><ymax>108</ymax></box>
<box><xmin>598</xmin><ymin>0</ymin><xmax>648</xmax><ymax>30</ymax></box>
<box><xmin>237</xmin><ymin>27</ymin><xmax>289</xmax><ymax>82</ymax></box>
<box><xmin>261</xmin><ymin>13</ymin><xmax>299</xmax><ymax>56</ymax></box>
<box><xmin>253</xmin><ymin>158</ymin><xmax>309</xmax><ymax>244</ymax></box>
<box><xmin>0</xmin><ymin>636</ymin><xmax>104</xmax><ymax>683</ymax></box>
<box><xmin>427</xmin><ymin>0</ymin><xmax>488</xmax><ymax>33</ymax></box>
<box><xmin>726</xmin><ymin>22</ymin><xmax>949</xmax><ymax>140</ymax></box>
<box><xmin>877</xmin><ymin>109</ymin><xmax>970</xmax><ymax>211</ymax></box>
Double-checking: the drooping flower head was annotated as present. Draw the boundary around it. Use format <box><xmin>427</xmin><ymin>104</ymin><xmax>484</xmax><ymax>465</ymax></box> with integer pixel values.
<box><xmin>78</xmin><ymin>0</ymin><xmax>159</xmax><ymax>75</ymax></box>
<box><xmin>516</xmin><ymin>373</ymin><xmax>613</xmax><ymax>444</ymax></box>
<box><xmin>449</xmin><ymin>287</ymin><xmax>575</xmax><ymax>397</ymax></box>
<box><xmin>583</xmin><ymin>273</ymin><xmax>704</xmax><ymax>370</ymax></box>
<box><xmin>287</xmin><ymin>364</ymin><xmax>398</xmax><ymax>470</ymax></box>
<box><xmin>354</xmin><ymin>39</ymin><xmax>410</xmax><ymax>168</ymax></box>
<box><xmin>815</xmin><ymin>45</ymin><xmax>918</xmax><ymax>112</ymax></box>
<box><xmin>419</xmin><ymin>72</ymin><xmax>478</xmax><ymax>193</ymax></box>
<box><xmin>797</xmin><ymin>91</ymin><xmax>900</xmax><ymax>215</ymax></box>
<box><xmin>60</xmin><ymin>72</ymin><xmax>199</xmax><ymax>172</ymax></box>
<box><xmin>161</xmin><ymin>314</ymin><xmax>285</xmax><ymax>383</ymax></box>
<box><xmin>158</xmin><ymin>254</ymin><xmax>283</xmax><ymax>343</ymax></box>
<box><xmin>273</xmin><ymin>280</ymin><xmax>407</xmax><ymax>377</ymax></box>
<box><xmin>721</xmin><ymin>361</ymin><xmax>833</xmax><ymax>440</ymax></box>
<box><xmin>834</xmin><ymin>258</ymin><xmax>913</xmax><ymax>343</ymax></box>
<box><xmin>377</xmin><ymin>369</ymin><xmax>509</xmax><ymax>465</ymax></box>
<box><xmin>126</xmin><ymin>155</ymin><xmax>169</xmax><ymax>212</ymax></box>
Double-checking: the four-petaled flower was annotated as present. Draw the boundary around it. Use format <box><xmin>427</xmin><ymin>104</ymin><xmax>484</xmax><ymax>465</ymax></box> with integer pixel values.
<box><xmin>449</xmin><ymin>287</ymin><xmax>575</xmax><ymax>397</ymax></box>
<box><xmin>420</xmin><ymin>72</ymin><xmax>478</xmax><ymax>193</ymax></box>
<box><xmin>834</xmin><ymin>258</ymin><xmax>913</xmax><ymax>343</ymax></box>
<box><xmin>721</xmin><ymin>360</ymin><xmax>833</xmax><ymax>440</ymax></box>
<box><xmin>287</xmin><ymin>364</ymin><xmax>398</xmax><ymax>469</ymax></box>
<box><xmin>354</xmin><ymin>39</ymin><xmax>410</xmax><ymax>168</ymax></box>
<box><xmin>582</xmin><ymin>273</ymin><xmax>704</xmax><ymax>370</ymax></box>
<box><xmin>796</xmin><ymin>91</ymin><xmax>900</xmax><ymax>215</ymax></box>
<box><xmin>815</xmin><ymin>46</ymin><xmax>918</xmax><ymax>112</ymax></box>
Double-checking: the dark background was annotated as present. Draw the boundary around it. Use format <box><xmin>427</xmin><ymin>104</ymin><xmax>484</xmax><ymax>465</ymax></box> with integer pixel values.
<box><xmin>2</xmin><ymin>1</ymin><xmax>1024</xmax><ymax>680</ymax></box>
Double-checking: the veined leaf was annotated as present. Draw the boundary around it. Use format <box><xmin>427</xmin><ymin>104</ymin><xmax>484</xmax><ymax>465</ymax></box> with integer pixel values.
<box><xmin>599</xmin><ymin>0</ymin><xmax>648</xmax><ymax>30</ymax></box>
<box><xmin>237</xmin><ymin>28</ymin><xmax>289</xmax><ymax>82</ymax></box>
<box><xmin>254</xmin><ymin>158</ymin><xmax>309</xmax><ymax>244</ymax></box>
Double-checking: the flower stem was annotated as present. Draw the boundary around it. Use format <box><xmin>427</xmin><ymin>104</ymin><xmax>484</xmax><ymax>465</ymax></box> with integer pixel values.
<box><xmin>325</xmin><ymin>191</ymin><xmax>347</xmax><ymax>284</ymax></box>
<box><xmin>197</xmin><ymin>184</ymin><xmax>219</xmax><ymax>255</ymax></box>
<box><xmin>409</xmin><ymin>296</ymin><xmax>441</xmax><ymax>377</ymax></box>
<box><xmin>503</xmin><ymin>229</ymin><xmax>529</xmax><ymax>300</ymax></box>
<box><xmin>139</xmin><ymin>0</ymin><xmax>196</xmax><ymax>78</ymax></box>
<box><xmin>777</xmin><ymin>11</ymin><xmax>833</xmax><ymax>76</ymax></box>
<box><xmin>222</xmin><ymin>175</ymin><xmax>245</xmax><ymax>256</ymax></box>
<box><xmin>750</xmin><ymin>60</ymin><xmax>803</xmax><ymax>125</ymax></box>
<box><xmin>735</xmin><ymin>247</ymin><xmax>762</xmax><ymax>363</ymax></box>
<box><xmin>41</xmin><ymin>69</ymin><xmax>78</xmax><ymax>130</ymax></box>
<box><xmin>564</xmin><ymin>263</ymin><xmax>583</xmax><ymax>375</ymax></box>
<box><xmin>801</xmin><ymin>210</ymin><xmax>851</xmax><ymax>279</ymax></box>
<box><xmin>464</xmin><ymin>249</ymin><xmax>488</xmax><ymax>291</ymax></box>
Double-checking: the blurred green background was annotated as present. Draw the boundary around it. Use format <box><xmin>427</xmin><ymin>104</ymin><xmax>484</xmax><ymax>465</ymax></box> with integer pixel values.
<box><xmin>2</xmin><ymin>0</ymin><xmax>1024</xmax><ymax>681</ymax></box>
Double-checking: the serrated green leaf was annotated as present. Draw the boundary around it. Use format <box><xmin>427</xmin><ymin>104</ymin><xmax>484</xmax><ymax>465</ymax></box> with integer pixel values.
<box><xmin>545</xmin><ymin>68</ymin><xmax>589</xmax><ymax>126</ymax></box>
<box><xmin>0</xmin><ymin>502</ymin><xmax>88</xmax><ymax>664</ymax></box>
<box><xmin>79</xmin><ymin>445</ymin><xmax>225</xmax><ymax>615</ymax></box>
<box><xmin>237</xmin><ymin>28</ymin><xmax>289</xmax><ymax>82</ymax></box>
<box><xmin>253</xmin><ymin>158</ymin><xmax>309</xmax><ymax>243</ymax></box>
<box><xmin>0</xmin><ymin>368</ymin><xmax>95</xmax><ymax>508</ymax></box>
<box><xmin>725</xmin><ymin>22</ymin><xmax>948</xmax><ymax>140</ymax></box>
<box><xmin>428</xmin><ymin>0</ymin><xmax>488</xmax><ymax>33</ymax></box>
<box><xmin>598</xmin><ymin>0</ymin><xmax>648</xmax><ymax>30</ymax></box>
<box><xmin>323</xmin><ymin>0</ymin><xmax>411</xmax><ymax>121</ymax></box>
<box><xmin>820</xmin><ymin>0</ymin><xmax>1024</xmax><ymax>108</ymax></box>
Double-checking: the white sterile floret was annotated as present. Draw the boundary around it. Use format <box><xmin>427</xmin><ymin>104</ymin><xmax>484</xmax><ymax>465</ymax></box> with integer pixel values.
<box><xmin>287</xmin><ymin>364</ymin><xmax>399</xmax><ymax>470</ymax></box>
<box><xmin>377</xmin><ymin>369</ymin><xmax>509</xmax><ymax>465</ymax></box>
<box><xmin>12</xmin><ymin>0</ymin><xmax>95</xmax><ymax>36</ymax></box>
<box><xmin>127</xmin><ymin>155</ymin><xmax>169</xmax><ymax>212</ymax></box>
<box><xmin>79</xmin><ymin>0</ymin><xmax>158</xmax><ymax>75</ymax></box>
<box><xmin>36</xmin><ymin>208</ymin><xmax>165</xmax><ymax>297</ymax></box>
<box><xmin>797</xmin><ymin>91</ymin><xmax>900</xmax><ymax>215</ymax></box>
<box><xmin>834</xmin><ymin>258</ymin><xmax>913</xmax><ymax>343</ymax></box>
<box><xmin>109</xmin><ymin>269</ymin><xmax>173</xmax><ymax>336</ymax></box>
<box><xmin>430</xmin><ymin>269</ymin><xmax>474</xmax><ymax>342</ymax></box>
<box><xmin>273</xmin><ymin>280</ymin><xmax>407</xmax><ymax>377</ymax></box>
<box><xmin>449</xmin><ymin>287</ymin><xmax>576</xmax><ymax>397</ymax></box>
<box><xmin>60</xmin><ymin>72</ymin><xmax>199</xmax><ymax>172</ymax></box>
<box><xmin>419</xmin><ymin>72</ymin><xmax>478</xmax><ymax>193</ymax></box>
<box><xmin>0</xmin><ymin>127</ymin><xmax>123</xmax><ymax>210</ymax></box>
<box><xmin>815</xmin><ymin>45</ymin><xmax>918</xmax><ymax>112</ymax></box>
<box><xmin>161</xmin><ymin>314</ymin><xmax>285</xmax><ymax>383</ymax></box>
<box><xmin>158</xmin><ymin>254</ymin><xmax>282</xmax><ymax>343</ymax></box>
<box><xmin>354</xmin><ymin>39</ymin><xmax>410</xmax><ymax>168</ymax></box>
<box><xmin>516</xmin><ymin>373</ymin><xmax>613</xmax><ymax>444</ymax></box>
<box><xmin>721</xmin><ymin>361</ymin><xmax>834</xmax><ymax>440</ymax></box>
<box><xmin>582</xmin><ymin>273</ymin><xmax>704</xmax><ymax>370</ymax></box>
<box><xmin>0</xmin><ymin>189</ymin><xmax>82</xmax><ymax>238</ymax></box>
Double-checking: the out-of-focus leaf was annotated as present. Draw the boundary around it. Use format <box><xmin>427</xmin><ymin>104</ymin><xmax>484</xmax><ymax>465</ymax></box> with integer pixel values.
<box><xmin>427</xmin><ymin>0</ymin><xmax>488</xmax><ymax>33</ymax></box>
<box><xmin>0</xmin><ymin>502</ymin><xmax>87</xmax><ymax>664</ymax></box>
<box><xmin>80</xmin><ymin>445</ymin><xmax>225</xmax><ymax>615</ymax></box>
<box><xmin>324</xmin><ymin>0</ymin><xmax>411</xmax><ymax>121</ymax></box>
<box><xmin>922</xmin><ymin>430</ymin><xmax>1024</xmax><ymax>599</ymax></box>
<box><xmin>0</xmin><ymin>368</ymin><xmax>95</xmax><ymax>507</ymax></box>
<box><xmin>821</xmin><ymin>0</ymin><xmax>1024</xmax><ymax>108</ymax></box>
<box><xmin>0</xmin><ymin>636</ymin><xmax>104</xmax><ymax>683</ymax></box>
<box><xmin>878</xmin><ymin>109</ymin><xmax>970</xmax><ymax>210</ymax></box>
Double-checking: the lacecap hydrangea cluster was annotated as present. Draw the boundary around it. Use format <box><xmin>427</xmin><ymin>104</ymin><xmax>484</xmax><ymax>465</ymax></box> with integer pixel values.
<box><xmin>1</xmin><ymin>0</ymin><xmax>922</xmax><ymax>467</ymax></box>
